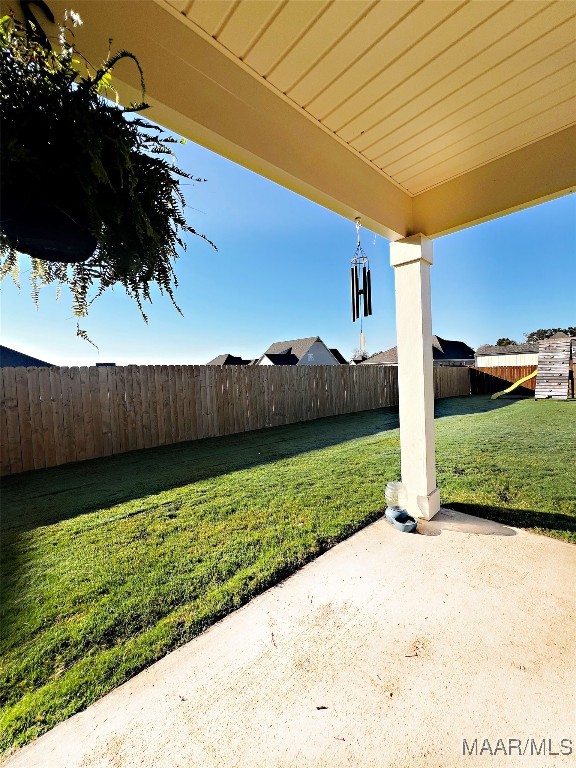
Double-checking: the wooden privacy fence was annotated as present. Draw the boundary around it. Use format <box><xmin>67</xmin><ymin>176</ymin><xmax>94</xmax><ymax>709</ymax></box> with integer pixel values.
<box><xmin>0</xmin><ymin>364</ymin><xmax>470</xmax><ymax>476</ymax></box>
<box><xmin>471</xmin><ymin>366</ymin><xmax>537</xmax><ymax>395</ymax></box>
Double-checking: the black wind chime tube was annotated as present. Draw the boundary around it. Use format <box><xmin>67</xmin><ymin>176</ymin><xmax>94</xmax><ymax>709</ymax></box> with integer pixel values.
<box><xmin>366</xmin><ymin>267</ymin><xmax>372</xmax><ymax>316</ymax></box>
<box><xmin>350</xmin><ymin>218</ymin><xmax>373</xmax><ymax>322</ymax></box>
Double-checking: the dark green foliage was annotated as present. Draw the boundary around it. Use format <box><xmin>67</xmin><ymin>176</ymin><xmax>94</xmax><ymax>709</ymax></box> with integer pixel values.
<box><xmin>0</xmin><ymin>12</ymin><xmax>213</xmax><ymax>325</ymax></box>
<box><xmin>495</xmin><ymin>338</ymin><xmax>517</xmax><ymax>346</ymax></box>
<box><xmin>524</xmin><ymin>327</ymin><xmax>576</xmax><ymax>342</ymax></box>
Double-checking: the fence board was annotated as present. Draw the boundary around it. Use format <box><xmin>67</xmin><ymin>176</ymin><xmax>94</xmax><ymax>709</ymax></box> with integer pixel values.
<box><xmin>130</xmin><ymin>366</ymin><xmax>144</xmax><ymax>451</ymax></box>
<box><xmin>89</xmin><ymin>367</ymin><xmax>104</xmax><ymax>459</ymax></box>
<box><xmin>14</xmin><ymin>367</ymin><xmax>34</xmax><ymax>472</ymax></box>
<box><xmin>122</xmin><ymin>366</ymin><xmax>134</xmax><ymax>453</ymax></box>
<box><xmin>97</xmin><ymin>367</ymin><xmax>112</xmax><ymax>457</ymax></box>
<box><xmin>138</xmin><ymin>367</ymin><xmax>150</xmax><ymax>449</ymax></box>
<box><xmin>69</xmin><ymin>368</ymin><xmax>85</xmax><ymax>461</ymax></box>
<box><xmin>118</xmin><ymin>366</ymin><xmax>129</xmax><ymax>454</ymax></box>
<box><xmin>0</xmin><ymin>371</ymin><xmax>10</xmax><ymax>476</ymax></box>
<box><xmin>2</xmin><ymin>367</ymin><xmax>22</xmax><ymax>474</ymax></box>
<box><xmin>1</xmin><ymin>364</ymin><xmax>472</xmax><ymax>476</ymax></box>
<box><xmin>146</xmin><ymin>367</ymin><xmax>159</xmax><ymax>448</ymax></box>
<box><xmin>38</xmin><ymin>367</ymin><xmax>57</xmax><ymax>468</ymax></box>
<box><xmin>152</xmin><ymin>366</ymin><xmax>165</xmax><ymax>447</ymax></box>
<box><xmin>166</xmin><ymin>365</ymin><xmax>176</xmax><ymax>445</ymax></box>
<box><xmin>26</xmin><ymin>367</ymin><xmax>46</xmax><ymax>470</ymax></box>
<box><xmin>197</xmin><ymin>365</ymin><xmax>205</xmax><ymax>438</ymax></box>
<box><xmin>471</xmin><ymin>366</ymin><xmax>536</xmax><ymax>396</ymax></box>
<box><xmin>79</xmin><ymin>367</ymin><xmax>95</xmax><ymax>460</ymax></box>
<box><xmin>186</xmin><ymin>366</ymin><xmax>198</xmax><ymax>441</ymax></box>
<box><xmin>223</xmin><ymin>366</ymin><xmax>232</xmax><ymax>435</ymax></box>
<box><xmin>213</xmin><ymin>366</ymin><xmax>224</xmax><ymax>436</ymax></box>
<box><xmin>478</xmin><ymin>366</ymin><xmax>536</xmax><ymax>390</ymax></box>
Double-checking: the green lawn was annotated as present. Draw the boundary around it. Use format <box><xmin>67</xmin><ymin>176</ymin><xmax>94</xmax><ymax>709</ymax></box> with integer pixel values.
<box><xmin>1</xmin><ymin>396</ymin><xmax>575</xmax><ymax>753</ymax></box>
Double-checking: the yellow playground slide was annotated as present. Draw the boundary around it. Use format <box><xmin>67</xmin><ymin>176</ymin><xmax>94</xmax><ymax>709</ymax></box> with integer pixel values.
<box><xmin>491</xmin><ymin>369</ymin><xmax>537</xmax><ymax>399</ymax></box>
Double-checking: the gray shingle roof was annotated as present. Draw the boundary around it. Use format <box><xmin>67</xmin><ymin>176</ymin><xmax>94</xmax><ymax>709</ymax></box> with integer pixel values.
<box><xmin>264</xmin><ymin>337</ymin><xmax>321</xmax><ymax>361</ymax></box>
<box><xmin>363</xmin><ymin>336</ymin><xmax>474</xmax><ymax>364</ymax></box>
<box><xmin>207</xmin><ymin>353</ymin><xmax>252</xmax><ymax>365</ymax></box>
<box><xmin>476</xmin><ymin>343</ymin><xmax>538</xmax><ymax>355</ymax></box>
<box><xmin>362</xmin><ymin>348</ymin><xmax>397</xmax><ymax>364</ymax></box>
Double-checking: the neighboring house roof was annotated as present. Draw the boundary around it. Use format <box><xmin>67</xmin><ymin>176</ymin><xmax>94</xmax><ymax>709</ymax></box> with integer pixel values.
<box><xmin>363</xmin><ymin>336</ymin><xmax>475</xmax><ymax>365</ymax></box>
<box><xmin>434</xmin><ymin>337</ymin><xmax>475</xmax><ymax>360</ymax></box>
<box><xmin>207</xmin><ymin>353</ymin><xmax>252</xmax><ymax>365</ymax></box>
<box><xmin>0</xmin><ymin>345</ymin><xmax>54</xmax><ymax>367</ymax></box>
<box><xmin>264</xmin><ymin>336</ymin><xmax>321</xmax><ymax>360</ymax></box>
<box><xmin>329</xmin><ymin>348</ymin><xmax>348</xmax><ymax>365</ymax></box>
<box><xmin>262</xmin><ymin>336</ymin><xmax>344</xmax><ymax>365</ymax></box>
<box><xmin>475</xmin><ymin>343</ymin><xmax>538</xmax><ymax>355</ymax></box>
<box><xmin>362</xmin><ymin>348</ymin><xmax>398</xmax><ymax>365</ymax></box>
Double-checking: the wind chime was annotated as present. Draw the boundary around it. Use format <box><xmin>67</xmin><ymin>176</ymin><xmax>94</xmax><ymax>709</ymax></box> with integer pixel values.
<box><xmin>350</xmin><ymin>217</ymin><xmax>372</xmax><ymax>356</ymax></box>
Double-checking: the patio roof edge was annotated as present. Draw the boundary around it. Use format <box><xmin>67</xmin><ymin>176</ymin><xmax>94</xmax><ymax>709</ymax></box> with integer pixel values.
<box><xmin>412</xmin><ymin>125</ymin><xmax>576</xmax><ymax>239</ymax></box>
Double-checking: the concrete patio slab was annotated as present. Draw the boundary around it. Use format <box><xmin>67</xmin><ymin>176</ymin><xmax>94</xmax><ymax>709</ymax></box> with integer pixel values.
<box><xmin>4</xmin><ymin>510</ymin><xmax>575</xmax><ymax>768</ymax></box>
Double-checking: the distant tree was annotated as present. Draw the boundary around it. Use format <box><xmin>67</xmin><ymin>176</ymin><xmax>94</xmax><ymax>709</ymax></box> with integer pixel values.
<box><xmin>351</xmin><ymin>347</ymin><xmax>369</xmax><ymax>359</ymax></box>
<box><xmin>524</xmin><ymin>327</ymin><xmax>576</xmax><ymax>343</ymax></box>
<box><xmin>496</xmin><ymin>338</ymin><xmax>517</xmax><ymax>346</ymax></box>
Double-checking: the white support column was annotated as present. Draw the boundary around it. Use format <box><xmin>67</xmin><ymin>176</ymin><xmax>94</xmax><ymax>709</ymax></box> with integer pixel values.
<box><xmin>390</xmin><ymin>234</ymin><xmax>440</xmax><ymax>520</ymax></box>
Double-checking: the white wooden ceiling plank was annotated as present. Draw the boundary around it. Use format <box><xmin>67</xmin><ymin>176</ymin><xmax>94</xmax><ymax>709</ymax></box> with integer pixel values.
<box><xmin>284</xmin><ymin>1</ymin><xmax>419</xmax><ymax>104</ymax></box>
<box><xmin>186</xmin><ymin>0</ymin><xmax>237</xmax><ymax>38</ymax></box>
<box><xmin>329</xmin><ymin>1</ymin><xmax>499</xmax><ymax>139</ymax></box>
<box><xmin>397</xmin><ymin>99</ymin><xmax>576</xmax><ymax>194</ymax></box>
<box><xmin>397</xmin><ymin>86</ymin><xmax>576</xmax><ymax>185</ymax></box>
<box><xmin>369</xmin><ymin>48</ymin><xmax>576</xmax><ymax>168</ymax></box>
<box><xmin>267</xmin><ymin>0</ymin><xmax>373</xmax><ymax>94</ymax></box>
<box><xmin>387</xmin><ymin>70</ymin><xmax>576</xmax><ymax>177</ymax></box>
<box><xmin>351</xmin><ymin>8</ymin><xmax>576</xmax><ymax>157</ymax></box>
<box><xmin>343</xmin><ymin>0</ymin><xmax>542</xmax><ymax>147</ymax></box>
<box><xmin>305</xmin><ymin>1</ymin><xmax>462</xmax><ymax>123</ymax></box>
<box><xmin>217</xmin><ymin>1</ymin><xmax>280</xmax><ymax>59</ymax></box>
<box><xmin>243</xmin><ymin>1</ymin><xmax>325</xmax><ymax>76</ymax></box>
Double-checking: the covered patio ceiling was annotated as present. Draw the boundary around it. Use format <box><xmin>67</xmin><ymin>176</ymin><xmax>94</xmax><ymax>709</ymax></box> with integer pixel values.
<box><xmin>39</xmin><ymin>0</ymin><xmax>576</xmax><ymax>241</ymax></box>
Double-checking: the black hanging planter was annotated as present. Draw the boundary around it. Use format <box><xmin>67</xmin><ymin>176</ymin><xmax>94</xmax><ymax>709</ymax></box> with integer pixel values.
<box><xmin>0</xmin><ymin>4</ymin><xmax>214</xmax><ymax>324</ymax></box>
<box><xmin>0</xmin><ymin>2</ymin><xmax>95</xmax><ymax>262</ymax></box>
<box><xmin>1</xmin><ymin>190</ymin><xmax>97</xmax><ymax>264</ymax></box>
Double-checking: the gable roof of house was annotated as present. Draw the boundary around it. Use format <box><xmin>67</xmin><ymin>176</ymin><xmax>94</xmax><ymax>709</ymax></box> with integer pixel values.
<box><xmin>207</xmin><ymin>353</ymin><xmax>252</xmax><ymax>365</ymax></box>
<box><xmin>476</xmin><ymin>343</ymin><xmax>538</xmax><ymax>355</ymax></box>
<box><xmin>264</xmin><ymin>336</ymin><xmax>321</xmax><ymax>361</ymax></box>
<box><xmin>362</xmin><ymin>348</ymin><xmax>398</xmax><ymax>365</ymax></box>
<box><xmin>363</xmin><ymin>336</ymin><xmax>475</xmax><ymax>365</ymax></box>
<box><xmin>0</xmin><ymin>345</ymin><xmax>54</xmax><ymax>368</ymax></box>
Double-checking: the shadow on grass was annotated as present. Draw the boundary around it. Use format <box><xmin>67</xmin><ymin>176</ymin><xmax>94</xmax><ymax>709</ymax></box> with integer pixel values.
<box><xmin>446</xmin><ymin>502</ymin><xmax>576</xmax><ymax>541</ymax></box>
<box><xmin>1</xmin><ymin>407</ymin><xmax>398</xmax><ymax>536</ymax></box>
<box><xmin>1</xmin><ymin>396</ymin><xmax>516</xmax><ymax>537</ymax></box>
<box><xmin>433</xmin><ymin>395</ymin><xmax>522</xmax><ymax>418</ymax></box>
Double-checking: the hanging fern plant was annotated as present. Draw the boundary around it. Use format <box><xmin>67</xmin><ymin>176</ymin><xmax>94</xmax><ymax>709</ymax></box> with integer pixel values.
<box><xmin>0</xmin><ymin>7</ymin><xmax>214</xmax><ymax>335</ymax></box>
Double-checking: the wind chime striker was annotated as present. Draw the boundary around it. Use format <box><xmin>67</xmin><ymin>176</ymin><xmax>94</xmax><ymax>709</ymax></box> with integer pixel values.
<box><xmin>350</xmin><ymin>217</ymin><xmax>372</xmax><ymax>354</ymax></box>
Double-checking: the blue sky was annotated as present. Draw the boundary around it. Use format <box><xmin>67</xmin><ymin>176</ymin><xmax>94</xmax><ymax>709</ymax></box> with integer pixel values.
<box><xmin>1</xmin><ymin>137</ymin><xmax>574</xmax><ymax>366</ymax></box>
